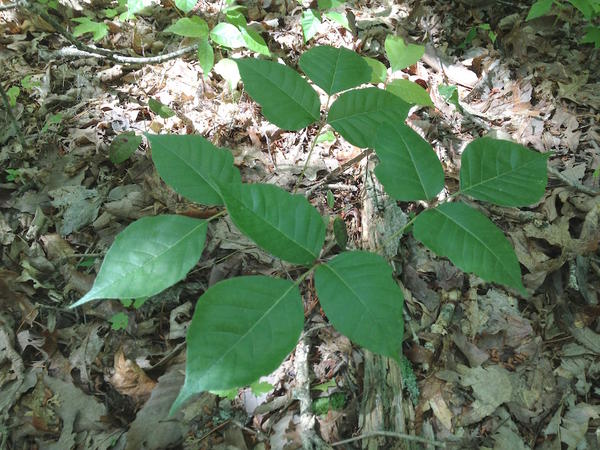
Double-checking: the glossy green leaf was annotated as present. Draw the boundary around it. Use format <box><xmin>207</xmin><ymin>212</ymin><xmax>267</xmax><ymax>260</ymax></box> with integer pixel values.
<box><xmin>314</xmin><ymin>251</ymin><xmax>404</xmax><ymax>362</ymax></box>
<box><xmin>148</xmin><ymin>98</ymin><xmax>175</xmax><ymax>118</ymax></box>
<box><xmin>165</xmin><ymin>17</ymin><xmax>208</xmax><ymax>38</ymax></box>
<box><xmin>239</xmin><ymin>26</ymin><xmax>271</xmax><ymax>56</ymax></box>
<box><xmin>223</xmin><ymin>183</ymin><xmax>326</xmax><ymax>265</ymax></box>
<box><xmin>384</xmin><ymin>35</ymin><xmax>424</xmax><ymax>72</ymax></box>
<box><xmin>412</xmin><ymin>202</ymin><xmax>525</xmax><ymax>294</ymax></box>
<box><xmin>374</xmin><ymin>121</ymin><xmax>444</xmax><ymax>201</ymax></box>
<box><xmin>236</xmin><ymin>58</ymin><xmax>320</xmax><ymax>130</ymax></box>
<box><xmin>363</xmin><ymin>56</ymin><xmax>387</xmax><ymax>84</ymax></box>
<box><xmin>174</xmin><ymin>0</ymin><xmax>197</xmax><ymax>13</ymax></box>
<box><xmin>210</xmin><ymin>22</ymin><xmax>245</xmax><ymax>48</ymax></box>
<box><xmin>460</xmin><ymin>137</ymin><xmax>548</xmax><ymax>207</ymax></box>
<box><xmin>298</xmin><ymin>45</ymin><xmax>371</xmax><ymax>95</ymax></box>
<box><xmin>172</xmin><ymin>276</ymin><xmax>303</xmax><ymax>413</ymax></box>
<box><xmin>327</xmin><ymin>88</ymin><xmax>411</xmax><ymax>148</ymax></box>
<box><xmin>109</xmin><ymin>132</ymin><xmax>142</xmax><ymax>164</ymax></box>
<box><xmin>72</xmin><ymin>215</ymin><xmax>208</xmax><ymax>307</ymax></box>
<box><xmin>302</xmin><ymin>9</ymin><xmax>322</xmax><ymax>42</ymax></box>
<box><xmin>386</xmin><ymin>79</ymin><xmax>433</xmax><ymax>107</ymax></box>
<box><xmin>147</xmin><ymin>134</ymin><xmax>241</xmax><ymax>206</ymax></box>
<box><xmin>197</xmin><ymin>37</ymin><xmax>214</xmax><ymax>74</ymax></box>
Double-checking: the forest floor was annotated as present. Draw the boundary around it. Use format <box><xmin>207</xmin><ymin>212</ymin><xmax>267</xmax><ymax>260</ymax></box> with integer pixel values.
<box><xmin>1</xmin><ymin>0</ymin><xmax>599</xmax><ymax>448</ymax></box>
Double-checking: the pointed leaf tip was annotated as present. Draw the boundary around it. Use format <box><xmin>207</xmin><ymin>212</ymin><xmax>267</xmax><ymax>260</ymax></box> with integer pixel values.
<box><xmin>72</xmin><ymin>215</ymin><xmax>208</xmax><ymax>307</ymax></box>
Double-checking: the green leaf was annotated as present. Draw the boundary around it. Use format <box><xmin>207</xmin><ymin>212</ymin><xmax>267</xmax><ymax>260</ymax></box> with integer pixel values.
<box><xmin>224</xmin><ymin>6</ymin><xmax>247</xmax><ymax>27</ymax></box>
<box><xmin>148</xmin><ymin>98</ymin><xmax>175</xmax><ymax>118</ymax></box>
<box><xmin>71</xmin><ymin>215</ymin><xmax>208</xmax><ymax>307</ymax></box>
<box><xmin>581</xmin><ymin>25</ymin><xmax>600</xmax><ymax>48</ymax></box>
<box><xmin>239</xmin><ymin>26</ymin><xmax>271</xmax><ymax>56</ymax></box>
<box><xmin>332</xmin><ymin>216</ymin><xmax>347</xmax><ymax>249</ymax></box>
<box><xmin>317</xmin><ymin>0</ymin><xmax>344</xmax><ymax>8</ymax></box>
<box><xmin>174</xmin><ymin>0</ymin><xmax>197</xmax><ymax>13</ymax></box>
<box><xmin>327</xmin><ymin>87</ymin><xmax>411</xmax><ymax>148</ymax></box>
<box><xmin>324</xmin><ymin>11</ymin><xmax>350</xmax><ymax>30</ymax></box>
<box><xmin>214</xmin><ymin>58</ymin><xmax>241</xmax><ymax>91</ymax></box>
<box><xmin>373</xmin><ymin>121</ymin><xmax>444</xmax><ymax>201</ymax></box>
<box><xmin>147</xmin><ymin>134</ymin><xmax>241</xmax><ymax>206</ymax></box>
<box><xmin>71</xmin><ymin>17</ymin><xmax>109</xmax><ymax>41</ymax></box>
<box><xmin>438</xmin><ymin>84</ymin><xmax>461</xmax><ymax>111</ymax></box>
<box><xmin>109</xmin><ymin>132</ymin><xmax>142</xmax><ymax>164</ymax></box>
<box><xmin>6</xmin><ymin>86</ymin><xmax>19</xmax><ymax>107</ymax></box>
<box><xmin>363</xmin><ymin>56</ymin><xmax>387</xmax><ymax>84</ymax></box>
<box><xmin>223</xmin><ymin>183</ymin><xmax>326</xmax><ymax>265</ymax></box>
<box><xmin>171</xmin><ymin>276</ymin><xmax>303</xmax><ymax>413</ymax></box>
<box><xmin>127</xmin><ymin>0</ymin><xmax>144</xmax><ymax>15</ymax></box>
<box><xmin>197</xmin><ymin>37</ymin><xmax>215</xmax><ymax>74</ymax></box>
<box><xmin>298</xmin><ymin>45</ymin><xmax>371</xmax><ymax>95</ymax></box>
<box><xmin>210</xmin><ymin>22</ymin><xmax>245</xmax><ymax>48</ymax></box>
<box><xmin>386</xmin><ymin>79</ymin><xmax>433</xmax><ymax>107</ymax></box>
<box><xmin>326</xmin><ymin>190</ymin><xmax>335</xmax><ymax>208</ymax></box>
<box><xmin>165</xmin><ymin>17</ymin><xmax>208</xmax><ymax>38</ymax></box>
<box><xmin>316</xmin><ymin>130</ymin><xmax>336</xmax><ymax>143</ymax></box>
<box><xmin>109</xmin><ymin>312</ymin><xmax>129</xmax><ymax>330</ymax></box>
<box><xmin>412</xmin><ymin>202</ymin><xmax>525</xmax><ymax>294</ymax></box>
<box><xmin>384</xmin><ymin>35</ymin><xmax>424</xmax><ymax>72</ymax></box>
<box><xmin>567</xmin><ymin>0</ymin><xmax>593</xmax><ymax>18</ymax></box>
<box><xmin>236</xmin><ymin>58</ymin><xmax>320</xmax><ymax>130</ymax></box>
<box><xmin>314</xmin><ymin>251</ymin><xmax>404</xmax><ymax>361</ymax></box>
<box><xmin>526</xmin><ymin>0</ymin><xmax>554</xmax><ymax>20</ymax></box>
<box><xmin>460</xmin><ymin>137</ymin><xmax>548</xmax><ymax>207</ymax></box>
<box><xmin>302</xmin><ymin>9</ymin><xmax>322</xmax><ymax>42</ymax></box>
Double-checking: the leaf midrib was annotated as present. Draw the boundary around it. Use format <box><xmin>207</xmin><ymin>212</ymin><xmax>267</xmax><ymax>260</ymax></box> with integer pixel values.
<box><xmin>460</xmin><ymin>153</ymin><xmax>543</xmax><ymax>198</ymax></box>
<box><xmin>243</xmin><ymin>62</ymin><xmax>318</xmax><ymax>121</ymax></box>
<box><xmin>233</xmin><ymin>193</ymin><xmax>316</xmax><ymax>264</ymax></box>
<box><xmin>195</xmin><ymin>281</ymin><xmax>298</xmax><ymax>389</ymax></box>
<box><xmin>434</xmin><ymin>206</ymin><xmax>517</xmax><ymax>284</ymax></box>
<box><xmin>89</xmin><ymin>220</ymin><xmax>206</xmax><ymax>300</ymax></box>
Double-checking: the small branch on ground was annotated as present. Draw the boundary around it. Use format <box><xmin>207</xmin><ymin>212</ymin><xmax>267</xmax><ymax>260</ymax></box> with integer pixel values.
<box><xmin>293</xmin><ymin>333</ymin><xmax>333</xmax><ymax>450</ymax></box>
<box><xmin>305</xmin><ymin>148</ymin><xmax>373</xmax><ymax>197</ymax></box>
<box><xmin>548</xmin><ymin>165</ymin><xmax>599</xmax><ymax>196</ymax></box>
<box><xmin>331</xmin><ymin>430</ymin><xmax>447</xmax><ymax>448</ymax></box>
<box><xmin>22</xmin><ymin>0</ymin><xmax>198</xmax><ymax>65</ymax></box>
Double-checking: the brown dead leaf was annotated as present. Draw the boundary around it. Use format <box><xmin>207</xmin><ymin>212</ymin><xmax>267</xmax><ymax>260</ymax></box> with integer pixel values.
<box><xmin>107</xmin><ymin>348</ymin><xmax>156</xmax><ymax>404</ymax></box>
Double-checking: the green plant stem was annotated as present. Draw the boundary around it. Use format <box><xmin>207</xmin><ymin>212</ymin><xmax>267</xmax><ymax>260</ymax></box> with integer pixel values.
<box><xmin>207</xmin><ymin>209</ymin><xmax>227</xmax><ymax>222</ymax></box>
<box><xmin>293</xmin><ymin>96</ymin><xmax>331</xmax><ymax>193</ymax></box>
<box><xmin>0</xmin><ymin>82</ymin><xmax>26</xmax><ymax>147</ymax></box>
<box><xmin>377</xmin><ymin>192</ymin><xmax>459</xmax><ymax>253</ymax></box>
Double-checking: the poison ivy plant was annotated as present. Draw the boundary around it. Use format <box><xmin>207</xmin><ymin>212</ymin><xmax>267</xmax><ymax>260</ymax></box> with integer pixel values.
<box><xmin>72</xmin><ymin>45</ymin><xmax>548</xmax><ymax>416</ymax></box>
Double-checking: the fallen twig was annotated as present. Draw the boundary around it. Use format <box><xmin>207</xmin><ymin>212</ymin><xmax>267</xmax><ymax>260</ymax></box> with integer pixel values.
<box><xmin>331</xmin><ymin>430</ymin><xmax>447</xmax><ymax>448</ymax></box>
<box><xmin>548</xmin><ymin>165</ymin><xmax>599</xmax><ymax>196</ymax></box>
<box><xmin>22</xmin><ymin>0</ymin><xmax>198</xmax><ymax>65</ymax></box>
